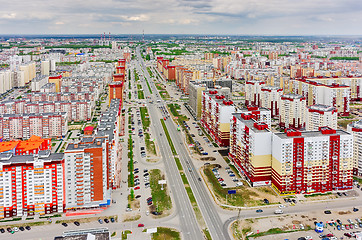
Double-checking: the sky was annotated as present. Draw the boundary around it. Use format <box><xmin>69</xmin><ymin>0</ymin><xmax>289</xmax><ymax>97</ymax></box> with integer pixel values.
<box><xmin>0</xmin><ymin>0</ymin><xmax>361</xmax><ymax>35</ymax></box>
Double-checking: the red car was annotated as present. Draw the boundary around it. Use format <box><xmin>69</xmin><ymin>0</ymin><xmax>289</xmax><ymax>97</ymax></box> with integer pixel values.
<box><xmin>134</xmin><ymin>186</ymin><xmax>140</xmax><ymax>190</ymax></box>
<box><xmin>138</xmin><ymin>224</ymin><xmax>144</xmax><ymax>227</ymax></box>
<box><xmin>326</xmin><ymin>234</ymin><xmax>334</xmax><ymax>237</ymax></box>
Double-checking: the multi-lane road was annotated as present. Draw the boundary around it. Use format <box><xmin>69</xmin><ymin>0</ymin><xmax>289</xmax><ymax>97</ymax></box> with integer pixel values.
<box><xmin>135</xmin><ymin>49</ymin><xmax>204</xmax><ymax>239</ymax></box>
<box><xmin>136</xmin><ymin>48</ymin><xmax>230</xmax><ymax>240</ymax></box>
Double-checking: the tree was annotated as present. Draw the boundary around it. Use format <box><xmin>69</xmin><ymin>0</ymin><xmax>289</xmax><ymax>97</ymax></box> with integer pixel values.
<box><xmin>146</xmin><ymin>54</ymin><xmax>150</xmax><ymax>61</ymax></box>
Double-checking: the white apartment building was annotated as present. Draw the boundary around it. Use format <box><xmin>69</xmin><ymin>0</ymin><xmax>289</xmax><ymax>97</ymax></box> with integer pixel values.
<box><xmin>244</xmin><ymin>80</ymin><xmax>265</xmax><ymax>107</ymax></box>
<box><xmin>347</xmin><ymin>120</ymin><xmax>362</xmax><ymax>177</ymax></box>
<box><xmin>306</xmin><ymin>104</ymin><xmax>338</xmax><ymax>131</ymax></box>
<box><xmin>229</xmin><ymin>113</ymin><xmax>272</xmax><ymax>186</ymax></box>
<box><xmin>279</xmin><ymin>94</ymin><xmax>307</xmax><ymax>130</ymax></box>
<box><xmin>260</xmin><ymin>85</ymin><xmax>283</xmax><ymax>118</ymax></box>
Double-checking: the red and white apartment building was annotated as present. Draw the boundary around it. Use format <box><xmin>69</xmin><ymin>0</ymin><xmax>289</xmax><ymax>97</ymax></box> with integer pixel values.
<box><xmin>201</xmin><ymin>90</ymin><xmax>235</xmax><ymax>147</ymax></box>
<box><xmin>279</xmin><ymin>94</ymin><xmax>307</xmax><ymax>130</ymax></box>
<box><xmin>244</xmin><ymin>80</ymin><xmax>265</xmax><ymax>107</ymax></box>
<box><xmin>229</xmin><ymin>113</ymin><xmax>272</xmax><ymax>186</ymax></box>
<box><xmin>237</xmin><ymin>106</ymin><xmax>272</xmax><ymax>129</ymax></box>
<box><xmin>306</xmin><ymin>104</ymin><xmax>338</xmax><ymax>131</ymax></box>
<box><xmin>271</xmin><ymin>127</ymin><xmax>353</xmax><ymax>194</ymax></box>
<box><xmin>0</xmin><ymin>151</ymin><xmax>65</xmax><ymax>218</ymax></box>
<box><xmin>348</xmin><ymin>120</ymin><xmax>362</xmax><ymax>177</ymax></box>
<box><xmin>260</xmin><ymin>85</ymin><xmax>283</xmax><ymax>118</ymax></box>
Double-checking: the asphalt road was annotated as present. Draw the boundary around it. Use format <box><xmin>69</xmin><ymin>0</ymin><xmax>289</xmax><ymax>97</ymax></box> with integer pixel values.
<box><xmin>135</xmin><ymin>50</ymin><xmax>204</xmax><ymax>240</ymax></box>
<box><xmin>136</xmin><ymin>50</ymin><xmax>231</xmax><ymax>240</ymax></box>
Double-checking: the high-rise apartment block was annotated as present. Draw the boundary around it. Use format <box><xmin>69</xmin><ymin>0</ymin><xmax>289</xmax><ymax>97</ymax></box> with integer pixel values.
<box><xmin>201</xmin><ymin>90</ymin><xmax>235</xmax><ymax>146</ymax></box>
<box><xmin>306</xmin><ymin>104</ymin><xmax>338</xmax><ymax>131</ymax></box>
<box><xmin>244</xmin><ymin>80</ymin><xmax>265</xmax><ymax>107</ymax></box>
<box><xmin>229</xmin><ymin>114</ymin><xmax>272</xmax><ymax>186</ymax></box>
<box><xmin>260</xmin><ymin>85</ymin><xmax>283</xmax><ymax>118</ymax></box>
<box><xmin>0</xmin><ymin>151</ymin><xmax>65</xmax><ymax>218</ymax></box>
<box><xmin>347</xmin><ymin>120</ymin><xmax>362</xmax><ymax>177</ymax></box>
<box><xmin>279</xmin><ymin>94</ymin><xmax>307</xmax><ymax>130</ymax></box>
<box><xmin>272</xmin><ymin>128</ymin><xmax>353</xmax><ymax>194</ymax></box>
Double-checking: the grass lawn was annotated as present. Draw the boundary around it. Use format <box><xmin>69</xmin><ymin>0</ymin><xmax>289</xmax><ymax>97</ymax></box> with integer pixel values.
<box><xmin>152</xmin><ymin>227</ymin><xmax>180</xmax><ymax>240</ymax></box>
<box><xmin>145</xmin><ymin>132</ymin><xmax>156</xmax><ymax>155</ymax></box>
<box><xmin>145</xmin><ymin>77</ymin><xmax>153</xmax><ymax>94</ymax></box>
<box><xmin>138</xmin><ymin>90</ymin><xmax>145</xmax><ymax>99</ymax></box>
<box><xmin>150</xmin><ymin>169</ymin><xmax>172</xmax><ymax>212</ymax></box>
<box><xmin>159</xmin><ymin>90</ymin><xmax>170</xmax><ymax>100</ymax></box>
<box><xmin>204</xmin><ymin>166</ymin><xmax>271</xmax><ymax>206</ymax></box>
<box><xmin>160</xmin><ymin>119</ymin><xmax>177</xmax><ymax>155</ymax></box>
<box><xmin>140</xmin><ymin>107</ymin><xmax>150</xmax><ymax>130</ymax></box>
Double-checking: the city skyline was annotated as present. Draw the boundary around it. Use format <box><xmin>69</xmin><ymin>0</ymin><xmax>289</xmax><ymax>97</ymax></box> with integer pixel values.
<box><xmin>0</xmin><ymin>0</ymin><xmax>362</xmax><ymax>35</ymax></box>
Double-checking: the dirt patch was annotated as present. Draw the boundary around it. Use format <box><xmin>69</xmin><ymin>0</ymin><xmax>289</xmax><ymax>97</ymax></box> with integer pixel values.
<box><xmin>200</xmin><ymin>157</ymin><xmax>216</xmax><ymax>161</ymax></box>
<box><xmin>292</xmin><ymin>220</ymin><xmax>301</xmax><ymax>224</ymax></box>
<box><xmin>338</xmin><ymin>211</ymin><xmax>351</xmax><ymax>215</ymax></box>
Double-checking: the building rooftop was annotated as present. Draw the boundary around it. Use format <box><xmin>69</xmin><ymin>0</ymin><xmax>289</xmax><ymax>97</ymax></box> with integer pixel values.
<box><xmin>349</xmin><ymin>119</ymin><xmax>362</xmax><ymax>129</ymax></box>
<box><xmin>275</xmin><ymin>128</ymin><xmax>350</xmax><ymax>140</ymax></box>
<box><xmin>280</xmin><ymin>93</ymin><xmax>304</xmax><ymax>100</ymax></box>
<box><xmin>233</xmin><ymin>113</ymin><xmax>270</xmax><ymax>133</ymax></box>
<box><xmin>308</xmin><ymin>104</ymin><xmax>337</xmax><ymax>112</ymax></box>
<box><xmin>0</xmin><ymin>151</ymin><xmax>63</xmax><ymax>164</ymax></box>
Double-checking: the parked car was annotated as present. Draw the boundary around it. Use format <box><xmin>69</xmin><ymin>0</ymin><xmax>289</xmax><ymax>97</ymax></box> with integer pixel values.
<box><xmin>110</xmin><ymin>217</ymin><xmax>115</xmax><ymax>223</ymax></box>
<box><xmin>256</xmin><ymin>209</ymin><xmax>263</xmax><ymax>213</ymax></box>
<box><xmin>0</xmin><ymin>228</ymin><xmax>5</xmax><ymax>233</ymax></box>
<box><xmin>104</xmin><ymin>219</ymin><xmax>109</xmax><ymax>223</ymax></box>
<box><xmin>62</xmin><ymin>222</ymin><xmax>68</xmax><ymax>227</ymax></box>
<box><xmin>74</xmin><ymin>221</ymin><xmax>80</xmax><ymax>226</ymax></box>
<box><xmin>25</xmin><ymin>226</ymin><xmax>31</xmax><ymax>231</ymax></box>
<box><xmin>138</xmin><ymin>223</ymin><xmax>144</xmax><ymax>227</ymax></box>
<box><xmin>98</xmin><ymin>219</ymin><xmax>103</xmax><ymax>224</ymax></box>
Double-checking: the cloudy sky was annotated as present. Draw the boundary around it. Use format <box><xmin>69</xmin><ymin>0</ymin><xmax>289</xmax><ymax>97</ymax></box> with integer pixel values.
<box><xmin>0</xmin><ymin>0</ymin><xmax>361</xmax><ymax>35</ymax></box>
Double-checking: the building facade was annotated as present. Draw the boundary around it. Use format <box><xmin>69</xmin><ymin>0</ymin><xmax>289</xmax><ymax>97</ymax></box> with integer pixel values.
<box><xmin>279</xmin><ymin>94</ymin><xmax>307</xmax><ymax>130</ymax></box>
<box><xmin>306</xmin><ymin>104</ymin><xmax>338</xmax><ymax>131</ymax></box>
<box><xmin>229</xmin><ymin>113</ymin><xmax>272</xmax><ymax>186</ymax></box>
<box><xmin>271</xmin><ymin>128</ymin><xmax>353</xmax><ymax>194</ymax></box>
<box><xmin>347</xmin><ymin>120</ymin><xmax>362</xmax><ymax>177</ymax></box>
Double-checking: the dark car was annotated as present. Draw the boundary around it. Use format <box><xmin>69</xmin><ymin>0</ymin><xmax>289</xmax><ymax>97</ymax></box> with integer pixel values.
<box><xmin>110</xmin><ymin>217</ymin><xmax>115</xmax><ymax>223</ymax></box>
<box><xmin>337</xmin><ymin>219</ymin><xmax>342</xmax><ymax>225</ymax></box>
<box><xmin>152</xmin><ymin>211</ymin><xmax>161</xmax><ymax>215</ymax></box>
<box><xmin>337</xmin><ymin>192</ymin><xmax>342</xmax><ymax>196</ymax></box>
<box><xmin>19</xmin><ymin>227</ymin><xmax>25</xmax><ymax>231</ymax></box>
<box><xmin>62</xmin><ymin>222</ymin><xmax>68</xmax><ymax>227</ymax></box>
<box><xmin>353</xmin><ymin>207</ymin><xmax>359</xmax><ymax>212</ymax></box>
<box><xmin>344</xmin><ymin>233</ymin><xmax>352</xmax><ymax>237</ymax></box>
<box><xmin>6</xmin><ymin>228</ymin><xmax>12</xmax><ymax>233</ymax></box>
<box><xmin>135</xmin><ymin>195</ymin><xmax>141</xmax><ymax>199</ymax></box>
<box><xmin>144</xmin><ymin>173</ymin><xmax>149</xmax><ymax>177</ymax></box>
<box><xmin>0</xmin><ymin>228</ymin><xmax>5</xmax><ymax>233</ymax></box>
<box><xmin>25</xmin><ymin>226</ymin><xmax>31</xmax><ymax>230</ymax></box>
<box><xmin>74</xmin><ymin>221</ymin><xmax>80</xmax><ymax>226</ymax></box>
<box><xmin>263</xmin><ymin>199</ymin><xmax>269</xmax><ymax>204</ymax></box>
<box><xmin>256</xmin><ymin>209</ymin><xmax>263</xmax><ymax>213</ymax></box>
<box><xmin>104</xmin><ymin>219</ymin><xmax>109</xmax><ymax>223</ymax></box>
<box><xmin>98</xmin><ymin>219</ymin><xmax>103</xmax><ymax>224</ymax></box>
<box><xmin>324</xmin><ymin>210</ymin><xmax>331</xmax><ymax>214</ymax></box>
<box><xmin>297</xmin><ymin>238</ymin><xmax>306</xmax><ymax>240</ymax></box>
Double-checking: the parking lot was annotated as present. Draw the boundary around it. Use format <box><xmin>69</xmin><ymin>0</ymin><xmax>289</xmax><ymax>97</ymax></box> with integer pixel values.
<box><xmin>241</xmin><ymin>208</ymin><xmax>362</xmax><ymax>240</ymax></box>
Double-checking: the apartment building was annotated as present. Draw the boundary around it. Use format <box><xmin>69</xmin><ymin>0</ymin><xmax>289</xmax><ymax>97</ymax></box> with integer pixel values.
<box><xmin>23</xmin><ymin>92</ymin><xmax>96</xmax><ymax>103</ymax></box>
<box><xmin>109</xmin><ymin>82</ymin><xmax>124</xmax><ymax>104</ymax></box>
<box><xmin>293</xmin><ymin>78</ymin><xmax>350</xmax><ymax>116</ymax></box>
<box><xmin>347</xmin><ymin>120</ymin><xmax>362</xmax><ymax>177</ymax></box>
<box><xmin>307</xmin><ymin>76</ymin><xmax>362</xmax><ymax>101</ymax></box>
<box><xmin>64</xmin><ymin>138</ymin><xmax>110</xmax><ymax>209</ymax></box>
<box><xmin>279</xmin><ymin>94</ymin><xmax>307</xmax><ymax>130</ymax></box>
<box><xmin>272</xmin><ymin>128</ymin><xmax>353</xmax><ymax>194</ymax></box>
<box><xmin>201</xmin><ymin>90</ymin><xmax>235</xmax><ymax>146</ymax></box>
<box><xmin>0</xmin><ymin>151</ymin><xmax>65</xmax><ymax>218</ymax></box>
<box><xmin>229</xmin><ymin>113</ymin><xmax>272</xmax><ymax>186</ymax></box>
<box><xmin>260</xmin><ymin>85</ymin><xmax>283</xmax><ymax>118</ymax></box>
<box><xmin>306</xmin><ymin>104</ymin><xmax>338</xmax><ymax>131</ymax></box>
<box><xmin>0</xmin><ymin>100</ymin><xmax>92</xmax><ymax>122</ymax></box>
<box><xmin>96</xmin><ymin>99</ymin><xmax>122</xmax><ymax>189</ymax></box>
<box><xmin>244</xmin><ymin>80</ymin><xmax>265</xmax><ymax>107</ymax></box>
<box><xmin>156</xmin><ymin>57</ymin><xmax>176</xmax><ymax>81</ymax></box>
<box><xmin>0</xmin><ymin>112</ymin><xmax>68</xmax><ymax>140</ymax></box>
<box><xmin>237</xmin><ymin>106</ymin><xmax>272</xmax><ymax>128</ymax></box>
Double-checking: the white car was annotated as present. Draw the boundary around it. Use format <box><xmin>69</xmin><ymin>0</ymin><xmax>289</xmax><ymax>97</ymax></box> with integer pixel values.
<box><xmin>305</xmin><ymin>237</ymin><xmax>313</xmax><ymax>240</ymax></box>
<box><xmin>146</xmin><ymin>210</ymin><xmax>149</xmax><ymax>216</ymax></box>
<box><xmin>279</xmin><ymin>204</ymin><xmax>286</xmax><ymax>208</ymax></box>
<box><xmin>13</xmin><ymin>227</ymin><xmax>19</xmax><ymax>232</ymax></box>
